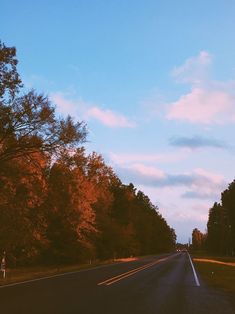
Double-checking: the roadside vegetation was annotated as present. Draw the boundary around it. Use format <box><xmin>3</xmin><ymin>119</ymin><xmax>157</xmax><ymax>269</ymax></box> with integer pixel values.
<box><xmin>0</xmin><ymin>257</ymin><xmax>138</xmax><ymax>286</ymax></box>
<box><xmin>190</xmin><ymin>178</ymin><xmax>235</xmax><ymax>294</ymax></box>
<box><xmin>0</xmin><ymin>41</ymin><xmax>176</xmax><ymax>272</ymax></box>
<box><xmin>193</xmin><ymin>256</ymin><xmax>235</xmax><ymax>294</ymax></box>
<box><xmin>190</xmin><ymin>181</ymin><xmax>235</xmax><ymax>256</ymax></box>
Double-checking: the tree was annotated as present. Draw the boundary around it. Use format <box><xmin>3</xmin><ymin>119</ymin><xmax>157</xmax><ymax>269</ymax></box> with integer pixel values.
<box><xmin>43</xmin><ymin>151</ymin><xmax>98</xmax><ymax>264</ymax></box>
<box><xmin>207</xmin><ymin>202</ymin><xmax>231</xmax><ymax>255</ymax></box>
<box><xmin>0</xmin><ymin>151</ymin><xmax>49</xmax><ymax>265</ymax></box>
<box><xmin>0</xmin><ymin>42</ymin><xmax>87</xmax><ymax>168</ymax></box>
<box><xmin>0</xmin><ymin>42</ymin><xmax>88</xmax><ymax>264</ymax></box>
<box><xmin>221</xmin><ymin>181</ymin><xmax>235</xmax><ymax>254</ymax></box>
<box><xmin>205</xmin><ymin>180</ymin><xmax>235</xmax><ymax>256</ymax></box>
<box><xmin>0</xmin><ymin>41</ymin><xmax>177</xmax><ymax>265</ymax></box>
<box><xmin>192</xmin><ymin>228</ymin><xmax>204</xmax><ymax>251</ymax></box>
<box><xmin>0</xmin><ymin>91</ymin><xmax>87</xmax><ymax>166</ymax></box>
<box><xmin>0</xmin><ymin>41</ymin><xmax>22</xmax><ymax>102</ymax></box>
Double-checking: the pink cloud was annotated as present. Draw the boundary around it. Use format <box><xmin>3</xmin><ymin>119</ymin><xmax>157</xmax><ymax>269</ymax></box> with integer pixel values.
<box><xmin>50</xmin><ymin>93</ymin><xmax>87</xmax><ymax>119</ymax></box>
<box><xmin>109</xmin><ymin>151</ymin><xmax>188</xmax><ymax>165</ymax></box>
<box><xmin>128</xmin><ymin>163</ymin><xmax>166</xmax><ymax>179</ymax></box>
<box><xmin>51</xmin><ymin>93</ymin><xmax>135</xmax><ymax>128</ymax></box>
<box><xmin>86</xmin><ymin>107</ymin><xmax>136</xmax><ymax>128</ymax></box>
<box><xmin>115</xmin><ymin>162</ymin><xmax>226</xmax><ymax>200</ymax></box>
<box><xmin>171</xmin><ymin>51</ymin><xmax>212</xmax><ymax>84</ymax></box>
<box><xmin>167</xmin><ymin>87</ymin><xmax>234</xmax><ymax>124</ymax></box>
<box><xmin>167</xmin><ymin>51</ymin><xmax>235</xmax><ymax>124</ymax></box>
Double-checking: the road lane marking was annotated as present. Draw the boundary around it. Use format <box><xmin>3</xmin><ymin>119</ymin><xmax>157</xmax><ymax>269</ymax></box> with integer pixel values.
<box><xmin>98</xmin><ymin>260</ymin><xmax>157</xmax><ymax>285</ymax></box>
<box><xmin>98</xmin><ymin>255</ymin><xmax>175</xmax><ymax>286</ymax></box>
<box><xmin>105</xmin><ymin>259</ymin><xmax>167</xmax><ymax>285</ymax></box>
<box><xmin>0</xmin><ymin>259</ymin><xmax>144</xmax><ymax>289</ymax></box>
<box><xmin>0</xmin><ymin>254</ymin><xmax>177</xmax><ymax>289</ymax></box>
<box><xmin>100</xmin><ymin>259</ymin><xmax>165</xmax><ymax>286</ymax></box>
<box><xmin>187</xmin><ymin>253</ymin><xmax>200</xmax><ymax>287</ymax></box>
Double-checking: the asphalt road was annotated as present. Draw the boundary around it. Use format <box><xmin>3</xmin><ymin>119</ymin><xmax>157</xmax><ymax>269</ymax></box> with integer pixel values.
<box><xmin>0</xmin><ymin>252</ymin><xmax>234</xmax><ymax>314</ymax></box>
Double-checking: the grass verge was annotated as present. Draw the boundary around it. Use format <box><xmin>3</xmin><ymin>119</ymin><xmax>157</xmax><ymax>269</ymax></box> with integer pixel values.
<box><xmin>193</xmin><ymin>256</ymin><xmax>235</xmax><ymax>294</ymax></box>
<box><xmin>0</xmin><ymin>259</ymin><xmax>121</xmax><ymax>287</ymax></box>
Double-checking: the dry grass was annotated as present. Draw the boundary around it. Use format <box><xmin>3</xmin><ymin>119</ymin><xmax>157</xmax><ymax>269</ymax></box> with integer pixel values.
<box><xmin>193</xmin><ymin>256</ymin><xmax>235</xmax><ymax>294</ymax></box>
<box><xmin>194</xmin><ymin>258</ymin><xmax>235</xmax><ymax>267</ymax></box>
<box><xmin>0</xmin><ymin>257</ymin><xmax>140</xmax><ymax>286</ymax></box>
<box><xmin>0</xmin><ymin>259</ymin><xmax>117</xmax><ymax>286</ymax></box>
<box><xmin>114</xmin><ymin>257</ymin><xmax>138</xmax><ymax>262</ymax></box>
<box><xmin>0</xmin><ymin>265</ymin><xmax>88</xmax><ymax>286</ymax></box>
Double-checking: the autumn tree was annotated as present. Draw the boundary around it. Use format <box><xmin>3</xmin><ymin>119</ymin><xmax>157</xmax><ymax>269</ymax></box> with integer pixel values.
<box><xmin>0</xmin><ymin>91</ymin><xmax>87</xmax><ymax>167</ymax></box>
<box><xmin>85</xmin><ymin>152</ymin><xmax>121</xmax><ymax>259</ymax></box>
<box><xmin>0</xmin><ymin>151</ymin><xmax>49</xmax><ymax>265</ymax></box>
<box><xmin>0</xmin><ymin>41</ymin><xmax>177</xmax><ymax>265</ymax></box>
<box><xmin>0</xmin><ymin>41</ymin><xmax>22</xmax><ymax>102</ymax></box>
<box><xmin>43</xmin><ymin>150</ymin><xmax>98</xmax><ymax>264</ymax></box>
<box><xmin>192</xmin><ymin>228</ymin><xmax>205</xmax><ymax>251</ymax></box>
<box><xmin>0</xmin><ymin>42</ymin><xmax>88</xmax><ymax>264</ymax></box>
<box><xmin>0</xmin><ymin>42</ymin><xmax>87</xmax><ymax>168</ymax></box>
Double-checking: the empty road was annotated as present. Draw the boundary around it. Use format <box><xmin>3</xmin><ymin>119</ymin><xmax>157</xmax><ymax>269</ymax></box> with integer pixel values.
<box><xmin>0</xmin><ymin>252</ymin><xmax>234</xmax><ymax>314</ymax></box>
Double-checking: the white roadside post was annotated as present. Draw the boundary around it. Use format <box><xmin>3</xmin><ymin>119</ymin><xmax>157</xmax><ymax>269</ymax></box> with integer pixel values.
<box><xmin>1</xmin><ymin>252</ymin><xmax>6</xmax><ymax>279</ymax></box>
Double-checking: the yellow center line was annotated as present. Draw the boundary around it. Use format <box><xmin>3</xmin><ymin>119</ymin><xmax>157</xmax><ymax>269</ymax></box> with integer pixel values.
<box><xmin>98</xmin><ymin>255</ymin><xmax>174</xmax><ymax>286</ymax></box>
<box><xmin>98</xmin><ymin>260</ymin><xmax>157</xmax><ymax>286</ymax></box>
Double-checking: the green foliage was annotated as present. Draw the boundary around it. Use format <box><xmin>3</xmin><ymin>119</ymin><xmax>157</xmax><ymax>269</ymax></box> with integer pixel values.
<box><xmin>204</xmin><ymin>181</ymin><xmax>235</xmax><ymax>256</ymax></box>
<box><xmin>221</xmin><ymin>181</ymin><xmax>235</xmax><ymax>253</ymax></box>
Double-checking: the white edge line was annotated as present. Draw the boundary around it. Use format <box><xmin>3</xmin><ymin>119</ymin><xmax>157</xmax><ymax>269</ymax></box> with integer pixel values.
<box><xmin>0</xmin><ymin>261</ymin><xmax>135</xmax><ymax>289</ymax></box>
<box><xmin>187</xmin><ymin>253</ymin><xmax>200</xmax><ymax>287</ymax></box>
<box><xmin>0</xmin><ymin>253</ymin><xmax>175</xmax><ymax>289</ymax></box>
<box><xmin>0</xmin><ymin>269</ymin><xmax>96</xmax><ymax>289</ymax></box>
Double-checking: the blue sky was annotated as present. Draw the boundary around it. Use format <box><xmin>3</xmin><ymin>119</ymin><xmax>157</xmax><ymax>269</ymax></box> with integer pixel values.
<box><xmin>2</xmin><ymin>0</ymin><xmax>235</xmax><ymax>242</ymax></box>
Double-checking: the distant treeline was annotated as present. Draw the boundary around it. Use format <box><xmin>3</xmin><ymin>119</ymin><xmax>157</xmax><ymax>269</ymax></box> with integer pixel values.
<box><xmin>0</xmin><ymin>41</ymin><xmax>176</xmax><ymax>265</ymax></box>
<box><xmin>192</xmin><ymin>181</ymin><xmax>235</xmax><ymax>256</ymax></box>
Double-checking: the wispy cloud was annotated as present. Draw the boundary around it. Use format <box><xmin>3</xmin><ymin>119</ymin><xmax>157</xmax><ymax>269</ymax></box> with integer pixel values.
<box><xmin>181</xmin><ymin>191</ymin><xmax>219</xmax><ymax>200</ymax></box>
<box><xmin>169</xmin><ymin>135</ymin><xmax>228</xmax><ymax>150</ymax></box>
<box><xmin>109</xmin><ymin>152</ymin><xmax>226</xmax><ymax>200</ymax></box>
<box><xmin>51</xmin><ymin>92</ymin><xmax>85</xmax><ymax>118</ymax></box>
<box><xmin>115</xmin><ymin>163</ymin><xmax>226</xmax><ymax>200</ymax></box>
<box><xmin>117</xmin><ymin>164</ymin><xmax>190</xmax><ymax>187</ymax></box>
<box><xmin>164</xmin><ymin>202</ymin><xmax>209</xmax><ymax>223</ymax></box>
<box><xmin>109</xmin><ymin>151</ymin><xmax>188</xmax><ymax>165</ymax></box>
<box><xmin>51</xmin><ymin>92</ymin><xmax>135</xmax><ymax>128</ymax></box>
<box><xmin>171</xmin><ymin>51</ymin><xmax>212</xmax><ymax>85</ymax></box>
<box><xmin>86</xmin><ymin>107</ymin><xmax>136</xmax><ymax>128</ymax></box>
<box><xmin>166</xmin><ymin>51</ymin><xmax>235</xmax><ymax>124</ymax></box>
<box><xmin>24</xmin><ymin>74</ymin><xmax>55</xmax><ymax>90</ymax></box>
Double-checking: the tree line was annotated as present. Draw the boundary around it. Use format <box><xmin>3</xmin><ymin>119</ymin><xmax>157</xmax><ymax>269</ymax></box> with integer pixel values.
<box><xmin>191</xmin><ymin>181</ymin><xmax>235</xmax><ymax>256</ymax></box>
<box><xmin>0</xmin><ymin>41</ymin><xmax>176</xmax><ymax>266</ymax></box>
